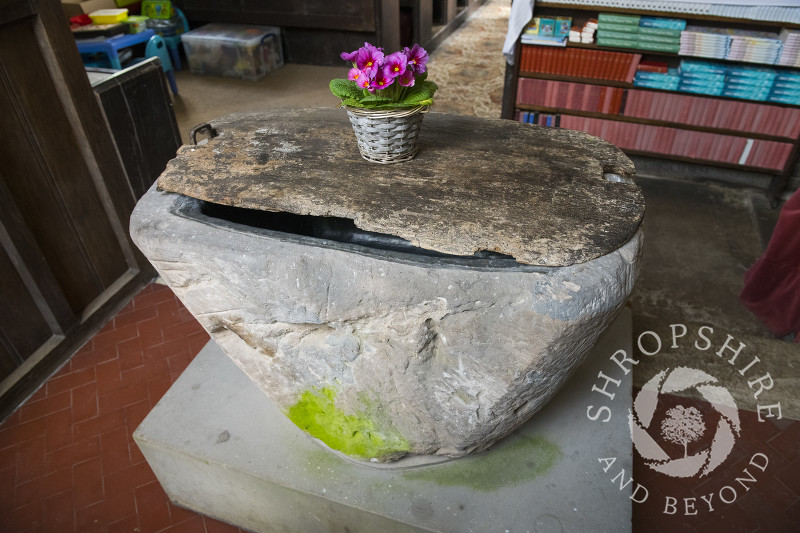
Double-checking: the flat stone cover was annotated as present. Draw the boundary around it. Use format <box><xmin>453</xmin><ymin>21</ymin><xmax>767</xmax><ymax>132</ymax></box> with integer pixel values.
<box><xmin>157</xmin><ymin>108</ymin><xmax>644</xmax><ymax>266</ymax></box>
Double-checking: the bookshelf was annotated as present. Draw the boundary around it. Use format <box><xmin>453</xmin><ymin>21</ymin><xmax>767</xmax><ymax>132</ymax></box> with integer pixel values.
<box><xmin>500</xmin><ymin>2</ymin><xmax>800</xmax><ymax>206</ymax></box>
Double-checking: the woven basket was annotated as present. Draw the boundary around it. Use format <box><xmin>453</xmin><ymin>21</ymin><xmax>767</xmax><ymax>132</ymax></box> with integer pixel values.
<box><xmin>345</xmin><ymin>105</ymin><xmax>429</xmax><ymax>164</ymax></box>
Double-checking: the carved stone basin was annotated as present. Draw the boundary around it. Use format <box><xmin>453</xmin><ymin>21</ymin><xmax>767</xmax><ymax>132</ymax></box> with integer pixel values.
<box><xmin>130</xmin><ymin>108</ymin><xmax>645</xmax><ymax>464</ymax></box>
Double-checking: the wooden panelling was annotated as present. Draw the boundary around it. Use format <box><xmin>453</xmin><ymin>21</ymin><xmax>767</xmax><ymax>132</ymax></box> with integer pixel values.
<box><xmin>0</xmin><ymin>0</ymin><xmax>154</xmax><ymax>420</ymax></box>
<box><xmin>92</xmin><ymin>60</ymin><xmax>182</xmax><ymax>199</ymax></box>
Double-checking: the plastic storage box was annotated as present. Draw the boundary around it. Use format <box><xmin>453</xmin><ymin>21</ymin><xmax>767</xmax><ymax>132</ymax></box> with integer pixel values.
<box><xmin>88</xmin><ymin>8</ymin><xmax>128</xmax><ymax>24</ymax></box>
<box><xmin>182</xmin><ymin>23</ymin><xmax>283</xmax><ymax>81</ymax></box>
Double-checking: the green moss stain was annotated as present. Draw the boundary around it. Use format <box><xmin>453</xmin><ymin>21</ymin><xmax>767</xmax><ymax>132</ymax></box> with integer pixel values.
<box><xmin>286</xmin><ymin>386</ymin><xmax>410</xmax><ymax>461</ymax></box>
<box><xmin>402</xmin><ymin>436</ymin><xmax>561</xmax><ymax>491</ymax></box>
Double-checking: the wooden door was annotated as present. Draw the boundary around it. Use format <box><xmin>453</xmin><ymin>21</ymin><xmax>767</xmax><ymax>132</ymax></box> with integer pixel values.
<box><xmin>0</xmin><ymin>0</ymin><xmax>155</xmax><ymax>420</ymax></box>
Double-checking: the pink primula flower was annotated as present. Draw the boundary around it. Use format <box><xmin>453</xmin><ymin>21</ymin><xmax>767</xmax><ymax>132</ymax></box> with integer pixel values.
<box><xmin>403</xmin><ymin>44</ymin><xmax>428</xmax><ymax>74</ymax></box>
<box><xmin>397</xmin><ymin>69</ymin><xmax>415</xmax><ymax>87</ymax></box>
<box><xmin>382</xmin><ymin>51</ymin><xmax>408</xmax><ymax>79</ymax></box>
<box><xmin>369</xmin><ymin>68</ymin><xmax>393</xmax><ymax>92</ymax></box>
<box><xmin>355</xmin><ymin>75</ymin><xmax>370</xmax><ymax>89</ymax></box>
<box><xmin>356</xmin><ymin>43</ymin><xmax>384</xmax><ymax>76</ymax></box>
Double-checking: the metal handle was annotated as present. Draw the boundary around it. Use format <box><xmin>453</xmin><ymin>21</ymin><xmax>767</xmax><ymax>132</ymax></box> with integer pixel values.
<box><xmin>189</xmin><ymin>123</ymin><xmax>217</xmax><ymax>145</ymax></box>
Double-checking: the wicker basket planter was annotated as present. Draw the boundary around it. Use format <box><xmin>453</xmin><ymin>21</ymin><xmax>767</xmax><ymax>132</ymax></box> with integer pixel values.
<box><xmin>345</xmin><ymin>105</ymin><xmax>429</xmax><ymax>164</ymax></box>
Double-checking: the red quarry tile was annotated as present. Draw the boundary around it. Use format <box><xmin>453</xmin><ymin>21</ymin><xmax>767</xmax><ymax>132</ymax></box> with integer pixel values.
<box><xmin>75</xmin><ymin>491</ymin><xmax>136</xmax><ymax>532</ymax></box>
<box><xmin>134</xmin><ymin>480</ymin><xmax>172</xmax><ymax>532</ymax></box>
<box><xmin>73</xmin><ymin>410</ymin><xmax>125</xmax><ymax>441</ymax></box>
<box><xmin>113</xmin><ymin>306</ymin><xmax>158</xmax><ymax>330</ymax></box>
<box><xmin>71</xmin><ymin>382</ymin><xmax>99</xmax><ymax>423</ymax></box>
<box><xmin>100</xmin><ymin>428</ymin><xmax>133</xmax><ymax>475</ymax></box>
<box><xmin>43</xmin><ymin>490</ymin><xmax>75</xmax><ymax>533</ymax></box>
<box><xmin>117</xmin><ymin>337</ymin><xmax>144</xmax><ymax>373</ymax></box>
<box><xmin>0</xmin><ymin>439</ymin><xmax>17</xmax><ymax>466</ymax></box>
<box><xmin>70</xmin><ymin>345</ymin><xmax>118</xmax><ymax>372</ymax></box>
<box><xmin>98</xmin><ymin>381</ymin><xmax>149</xmax><ymax>413</ymax></box>
<box><xmin>734</xmin><ymin>485</ymin><xmax>798</xmax><ymax>532</ymax></box>
<box><xmin>95</xmin><ymin>359</ymin><xmax>123</xmax><ymax>394</ymax></box>
<box><xmin>18</xmin><ymin>391</ymin><xmax>71</xmax><ymax>423</ymax></box>
<box><xmin>46</xmin><ymin>366</ymin><xmax>95</xmax><ymax>397</ymax></box>
<box><xmin>787</xmin><ymin>499</ymin><xmax>800</xmax><ymax>529</ymax></box>
<box><xmin>147</xmin><ymin>375</ymin><xmax>174</xmax><ymax>406</ymax></box>
<box><xmin>73</xmin><ymin>457</ymin><xmax>105</xmax><ymax>509</ymax></box>
<box><xmin>166</xmin><ymin>351</ymin><xmax>194</xmax><ymax>382</ymax></box>
<box><xmin>187</xmin><ymin>330</ymin><xmax>211</xmax><ymax>354</ymax></box>
<box><xmin>106</xmin><ymin>513</ymin><xmax>141</xmax><ymax>533</ymax></box>
<box><xmin>0</xmin><ymin>417</ymin><xmax>47</xmax><ymax>449</ymax></box>
<box><xmin>120</xmin><ymin>358</ymin><xmax>170</xmax><ymax>390</ymax></box>
<box><xmin>129</xmin><ymin>441</ymin><xmax>145</xmax><ymax>466</ymax></box>
<box><xmin>14</xmin><ymin>466</ymin><xmax>73</xmax><ymax>509</ymax></box>
<box><xmin>164</xmin><ymin>320</ymin><xmax>209</xmax><ymax>345</ymax></box>
<box><xmin>775</xmin><ymin>454</ymin><xmax>800</xmax><ymax>491</ymax></box>
<box><xmin>5</xmin><ymin>499</ymin><xmax>44</xmax><ymax>533</ymax></box>
<box><xmin>44</xmin><ymin>437</ymin><xmax>100</xmax><ymax>472</ymax></box>
<box><xmin>0</xmin><ymin>464</ymin><xmax>16</xmax><ymax>508</ymax></box>
<box><xmin>155</xmin><ymin>300</ymin><xmax>186</xmax><ymax>327</ymax></box>
<box><xmin>136</xmin><ymin>317</ymin><xmax>166</xmax><ymax>350</ymax></box>
<box><xmin>16</xmin><ymin>436</ymin><xmax>47</xmax><ymax>484</ymax></box>
<box><xmin>767</xmin><ymin>419</ymin><xmax>800</xmax><ymax>462</ymax></box>
<box><xmin>162</xmin><ymin>514</ymin><xmax>206</xmax><ymax>533</ymax></box>
<box><xmin>103</xmin><ymin>461</ymin><xmax>154</xmax><ymax>497</ymax></box>
<box><xmin>133</xmin><ymin>285</ymin><xmax>177</xmax><ymax>308</ymax></box>
<box><xmin>91</xmin><ymin>323</ymin><xmax>140</xmax><ymax>352</ymax></box>
<box><xmin>125</xmin><ymin>399</ymin><xmax>153</xmax><ymax>431</ymax></box>
<box><xmin>43</xmin><ymin>412</ymin><xmax>73</xmax><ymax>453</ymax></box>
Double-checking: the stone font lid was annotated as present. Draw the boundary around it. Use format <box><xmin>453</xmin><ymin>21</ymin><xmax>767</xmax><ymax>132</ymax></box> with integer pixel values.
<box><xmin>157</xmin><ymin>108</ymin><xmax>644</xmax><ymax>266</ymax></box>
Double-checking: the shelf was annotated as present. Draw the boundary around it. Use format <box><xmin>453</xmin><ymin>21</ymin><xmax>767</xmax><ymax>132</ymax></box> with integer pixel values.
<box><xmin>521</xmin><ymin>41</ymin><xmax>800</xmax><ymax>72</ymax></box>
<box><xmin>518</xmin><ymin>70</ymin><xmax>632</xmax><ymax>88</ymax></box>
<box><xmin>503</xmin><ymin>3</ymin><xmax>800</xmax><ymax>205</ymax></box>
<box><xmin>514</xmin><ymin>105</ymin><xmax>797</xmax><ymax>143</ymax></box>
<box><xmin>536</xmin><ymin>2</ymin><xmax>800</xmax><ymax>29</ymax></box>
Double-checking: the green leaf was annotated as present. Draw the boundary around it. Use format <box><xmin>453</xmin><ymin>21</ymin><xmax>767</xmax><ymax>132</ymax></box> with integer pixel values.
<box><xmin>397</xmin><ymin>81</ymin><xmax>438</xmax><ymax>107</ymax></box>
<box><xmin>330</xmin><ymin>79</ymin><xmax>362</xmax><ymax>100</ymax></box>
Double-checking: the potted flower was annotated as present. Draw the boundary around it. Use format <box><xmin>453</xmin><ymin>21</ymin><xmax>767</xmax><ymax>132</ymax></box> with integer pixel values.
<box><xmin>330</xmin><ymin>42</ymin><xmax>438</xmax><ymax>164</ymax></box>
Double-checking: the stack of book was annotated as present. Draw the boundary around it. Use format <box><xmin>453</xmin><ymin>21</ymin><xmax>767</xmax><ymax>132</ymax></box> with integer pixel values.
<box><xmin>569</xmin><ymin>18</ymin><xmax>597</xmax><ymax>44</ymax></box>
<box><xmin>518</xmin><ymin>46</ymin><xmax>641</xmax><ymax>82</ymax></box>
<box><xmin>623</xmin><ymin>88</ymin><xmax>800</xmax><ymax>138</ymax></box>
<box><xmin>678</xmin><ymin>59</ymin><xmax>726</xmax><ymax>96</ymax></box>
<box><xmin>769</xmin><ymin>71</ymin><xmax>800</xmax><ymax>105</ymax></box>
<box><xmin>778</xmin><ymin>29</ymin><xmax>800</xmax><ymax>67</ymax></box>
<box><xmin>634</xmin><ymin>69</ymin><xmax>680</xmax><ymax>90</ymax></box>
<box><xmin>726</xmin><ymin>30</ymin><xmax>782</xmax><ymax>65</ymax></box>
<box><xmin>516</xmin><ymin>78</ymin><xmax>625</xmax><ymax>114</ymax></box>
<box><xmin>724</xmin><ymin>65</ymin><xmax>776</xmax><ymax>100</ymax></box>
<box><xmin>521</xmin><ymin>16</ymin><xmax>571</xmax><ymax>46</ymax></box>
<box><xmin>596</xmin><ymin>13</ymin><xmax>684</xmax><ymax>53</ymax></box>
<box><xmin>679</xmin><ymin>26</ymin><xmax>730</xmax><ymax>59</ymax></box>
<box><xmin>557</xmin><ymin>115</ymin><xmax>793</xmax><ymax>171</ymax></box>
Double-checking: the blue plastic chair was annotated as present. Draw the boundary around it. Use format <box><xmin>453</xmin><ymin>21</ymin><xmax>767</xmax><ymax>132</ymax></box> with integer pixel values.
<box><xmin>146</xmin><ymin>34</ymin><xmax>178</xmax><ymax>95</ymax></box>
<box><xmin>164</xmin><ymin>7</ymin><xmax>190</xmax><ymax>71</ymax></box>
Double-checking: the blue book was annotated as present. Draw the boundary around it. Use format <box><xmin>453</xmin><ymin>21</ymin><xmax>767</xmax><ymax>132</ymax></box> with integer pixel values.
<box><xmin>639</xmin><ymin>16</ymin><xmax>687</xmax><ymax>30</ymax></box>
<box><xmin>679</xmin><ymin>84</ymin><xmax>723</xmax><ymax>95</ymax></box>
<box><xmin>679</xmin><ymin>60</ymin><xmax>727</xmax><ymax>75</ymax></box>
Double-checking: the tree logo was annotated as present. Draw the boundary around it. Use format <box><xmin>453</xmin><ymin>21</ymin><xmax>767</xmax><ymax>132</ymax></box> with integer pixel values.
<box><xmin>629</xmin><ymin>367</ymin><xmax>741</xmax><ymax>478</ymax></box>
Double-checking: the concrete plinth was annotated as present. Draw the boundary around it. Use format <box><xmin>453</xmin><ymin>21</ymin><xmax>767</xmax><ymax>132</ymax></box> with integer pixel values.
<box><xmin>133</xmin><ymin>309</ymin><xmax>634</xmax><ymax>533</ymax></box>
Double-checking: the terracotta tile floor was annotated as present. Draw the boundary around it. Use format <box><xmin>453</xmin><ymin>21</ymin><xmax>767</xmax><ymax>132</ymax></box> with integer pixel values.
<box><xmin>1</xmin><ymin>282</ymin><xmax>799</xmax><ymax>532</ymax></box>
<box><xmin>0</xmin><ymin>283</ymin><xmax>244</xmax><ymax>533</ymax></box>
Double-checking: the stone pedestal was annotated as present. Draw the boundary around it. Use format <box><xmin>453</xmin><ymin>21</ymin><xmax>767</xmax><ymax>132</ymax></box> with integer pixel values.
<box><xmin>133</xmin><ymin>308</ymin><xmax>634</xmax><ymax>533</ymax></box>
